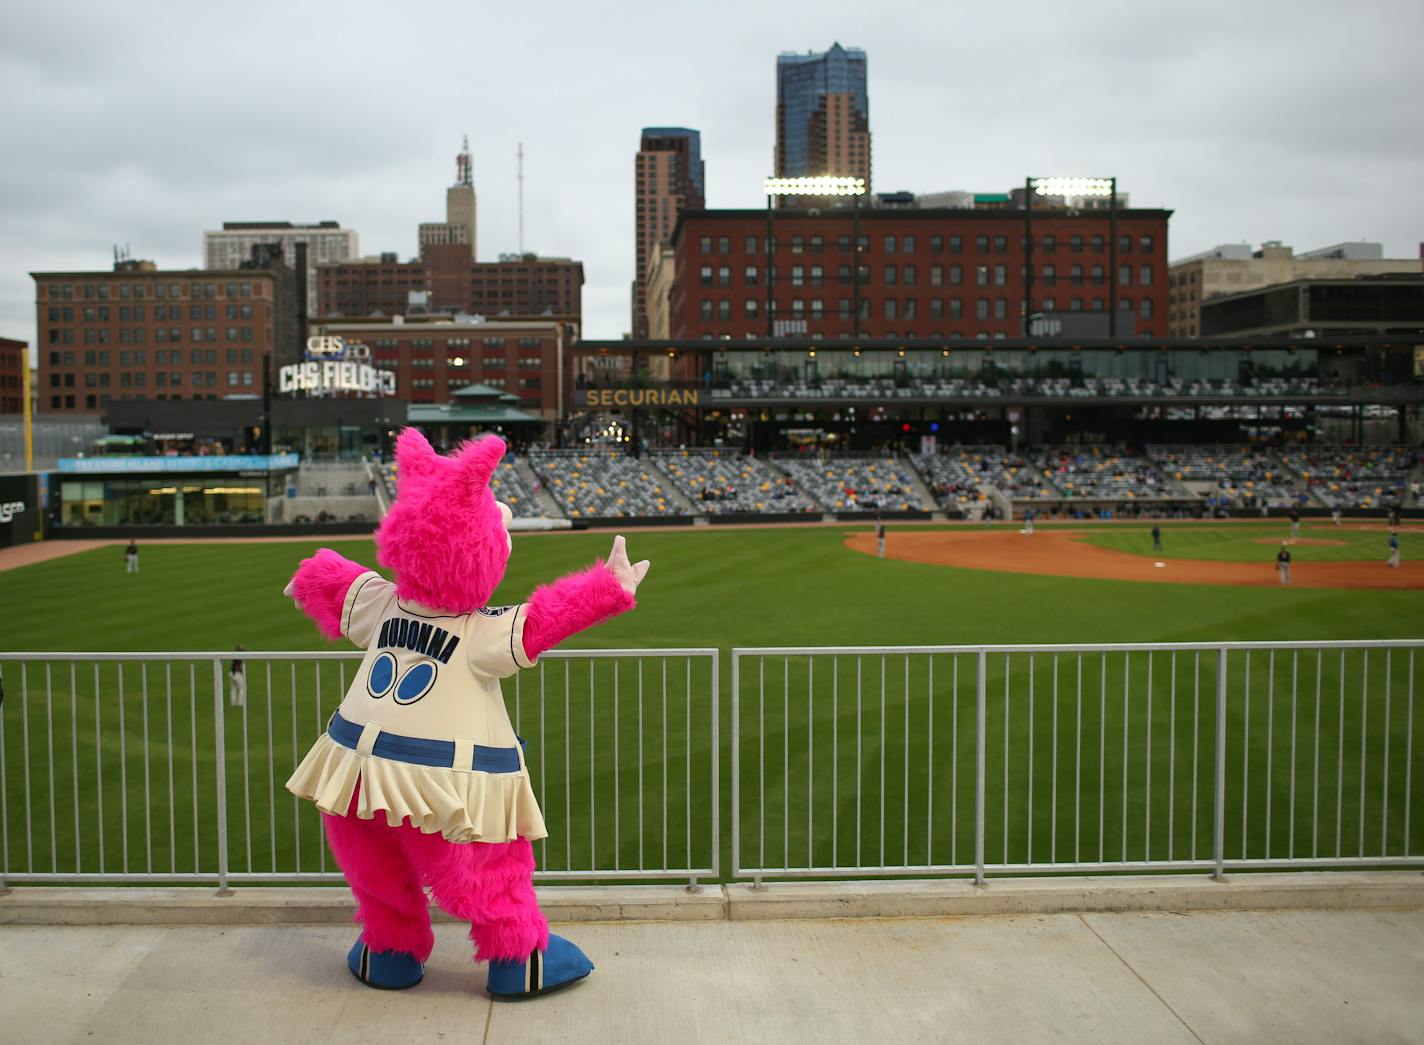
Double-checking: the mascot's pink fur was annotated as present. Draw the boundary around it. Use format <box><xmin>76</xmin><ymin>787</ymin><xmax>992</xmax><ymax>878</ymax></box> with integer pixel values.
<box><xmin>284</xmin><ymin>428</ymin><xmax>648</xmax><ymax>996</ymax></box>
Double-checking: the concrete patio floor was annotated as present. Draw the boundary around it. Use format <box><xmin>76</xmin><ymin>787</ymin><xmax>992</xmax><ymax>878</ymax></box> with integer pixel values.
<box><xmin>3</xmin><ymin>905</ymin><xmax>1423</xmax><ymax>1044</ymax></box>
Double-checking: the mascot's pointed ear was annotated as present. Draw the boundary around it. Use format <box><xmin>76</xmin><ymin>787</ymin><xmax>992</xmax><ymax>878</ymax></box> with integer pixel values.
<box><xmin>456</xmin><ymin>435</ymin><xmax>507</xmax><ymax>493</ymax></box>
<box><xmin>395</xmin><ymin>428</ymin><xmax>441</xmax><ymax>487</ymax></box>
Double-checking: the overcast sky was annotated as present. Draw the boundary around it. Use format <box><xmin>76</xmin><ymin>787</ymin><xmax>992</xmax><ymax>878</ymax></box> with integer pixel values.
<box><xmin>2</xmin><ymin>0</ymin><xmax>1421</xmax><ymax>352</ymax></box>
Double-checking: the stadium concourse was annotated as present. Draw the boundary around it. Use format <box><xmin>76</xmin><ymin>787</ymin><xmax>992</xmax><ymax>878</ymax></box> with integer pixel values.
<box><xmin>374</xmin><ymin>443</ymin><xmax>1423</xmax><ymax>523</ymax></box>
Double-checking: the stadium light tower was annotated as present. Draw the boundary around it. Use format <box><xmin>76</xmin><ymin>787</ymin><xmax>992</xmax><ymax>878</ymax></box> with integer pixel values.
<box><xmin>1024</xmin><ymin>176</ymin><xmax>1118</xmax><ymax>337</ymax></box>
<box><xmin>764</xmin><ymin>176</ymin><xmax>869</xmax><ymax>339</ymax></box>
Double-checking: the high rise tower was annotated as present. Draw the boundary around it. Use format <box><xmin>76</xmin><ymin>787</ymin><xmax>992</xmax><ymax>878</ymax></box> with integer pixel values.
<box><xmin>421</xmin><ymin>136</ymin><xmax>478</xmax><ymax>260</ymax></box>
<box><xmin>775</xmin><ymin>44</ymin><xmax>870</xmax><ymax>193</ymax></box>
<box><xmin>633</xmin><ymin>127</ymin><xmax>705</xmax><ymax>338</ymax></box>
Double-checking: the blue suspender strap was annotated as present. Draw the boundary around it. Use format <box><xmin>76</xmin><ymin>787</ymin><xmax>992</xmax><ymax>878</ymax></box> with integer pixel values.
<box><xmin>328</xmin><ymin>711</ymin><xmax>522</xmax><ymax>773</ymax></box>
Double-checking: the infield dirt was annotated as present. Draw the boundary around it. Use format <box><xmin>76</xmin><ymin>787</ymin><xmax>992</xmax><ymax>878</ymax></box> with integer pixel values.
<box><xmin>847</xmin><ymin>529</ymin><xmax>1424</xmax><ymax>590</ymax></box>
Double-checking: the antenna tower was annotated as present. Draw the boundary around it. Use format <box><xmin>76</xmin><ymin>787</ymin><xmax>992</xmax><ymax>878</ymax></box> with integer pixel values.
<box><xmin>517</xmin><ymin>142</ymin><xmax>525</xmax><ymax>255</ymax></box>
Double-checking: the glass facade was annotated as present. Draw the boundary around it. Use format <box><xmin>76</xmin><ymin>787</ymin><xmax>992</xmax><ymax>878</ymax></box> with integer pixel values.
<box><xmin>59</xmin><ymin>476</ymin><xmax>274</xmax><ymax>526</ymax></box>
<box><xmin>776</xmin><ymin>44</ymin><xmax>868</xmax><ymax>177</ymax></box>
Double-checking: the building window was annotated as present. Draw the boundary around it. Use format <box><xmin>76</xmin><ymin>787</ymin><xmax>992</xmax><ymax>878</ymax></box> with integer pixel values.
<box><xmin>1092</xmin><ymin>235</ymin><xmax>1105</xmax><ymax>252</ymax></box>
<box><xmin>883</xmin><ymin>235</ymin><xmax>896</xmax><ymax>254</ymax></box>
<box><xmin>700</xmin><ymin>236</ymin><xmax>712</xmax><ymax>255</ymax></box>
<box><xmin>904</xmin><ymin>264</ymin><xmax>917</xmax><ymax>286</ymax></box>
<box><xmin>884</xmin><ymin>299</ymin><xmax>897</xmax><ymax>320</ymax></box>
<box><xmin>903</xmin><ymin>235</ymin><xmax>916</xmax><ymax>253</ymax></box>
<box><xmin>975</xmin><ymin>235</ymin><xmax>989</xmax><ymax>253</ymax></box>
<box><xmin>1043</xmin><ymin>298</ymin><xmax>1056</xmax><ymax>311</ymax></box>
<box><xmin>811</xmin><ymin>298</ymin><xmax>824</xmax><ymax>319</ymax></box>
<box><xmin>717</xmin><ymin>300</ymin><xmax>731</xmax><ymax>320</ymax></box>
<box><xmin>976</xmin><ymin>299</ymin><xmax>988</xmax><ymax>319</ymax></box>
<box><xmin>838</xmin><ymin>299</ymin><xmax>851</xmax><ymax>320</ymax></box>
<box><xmin>700</xmin><ymin>300</ymin><xmax>713</xmax><ymax>321</ymax></box>
<box><xmin>1119</xmin><ymin>235</ymin><xmax>1132</xmax><ymax>253</ymax></box>
<box><xmin>1139</xmin><ymin>265</ymin><xmax>1153</xmax><ymax>286</ymax></box>
<box><xmin>993</xmin><ymin>265</ymin><xmax>1006</xmax><ymax>286</ymax></box>
<box><xmin>1070</xmin><ymin>299</ymin><xmax>1082</xmax><ymax>311</ymax></box>
<box><xmin>745</xmin><ymin>265</ymin><xmax>759</xmax><ymax>285</ymax></box>
<box><xmin>1091</xmin><ymin>264</ymin><xmax>1105</xmax><ymax>285</ymax></box>
<box><xmin>930</xmin><ymin>265</ymin><xmax>943</xmax><ymax>286</ymax></box>
<box><xmin>791</xmin><ymin>236</ymin><xmax>804</xmax><ymax>255</ymax></box>
<box><xmin>904</xmin><ymin>298</ymin><xmax>917</xmax><ymax>320</ymax></box>
<box><xmin>745</xmin><ymin>235</ymin><xmax>759</xmax><ymax>254</ymax></box>
<box><xmin>1071</xmin><ymin>235</ymin><xmax>1083</xmax><ymax>251</ymax></box>
<box><xmin>718</xmin><ymin>266</ymin><xmax>731</xmax><ymax>288</ymax></box>
<box><xmin>700</xmin><ymin>266</ymin><xmax>713</xmax><ymax>287</ymax></box>
<box><xmin>792</xmin><ymin>265</ymin><xmax>805</xmax><ymax>287</ymax></box>
<box><xmin>1070</xmin><ymin>264</ymin><xmax>1083</xmax><ymax>285</ymax></box>
<box><xmin>883</xmin><ymin>265</ymin><xmax>897</xmax><ymax>285</ymax></box>
<box><xmin>994</xmin><ymin>236</ymin><xmax>1008</xmax><ymax>253</ymax></box>
<box><xmin>994</xmin><ymin>299</ymin><xmax>1006</xmax><ymax>319</ymax></box>
<box><xmin>1042</xmin><ymin>235</ymin><xmax>1056</xmax><ymax>253</ymax></box>
<box><xmin>809</xmin><ymin>265</ymin><xmax>823</xmax><ymax>286</ymax></box>
<box><xmin>1140</xmin><ymin>298</ymin><xmax>1153</xmax><ymax>319</ymax></box>
<box><xmin>810</xmin><ymin>235</ymin><xmax>823</xmax><ymax>253</ymax></box>
<box><xmin>1119</xmin><ymin>265</ymin><xmax>1132</xmax><ymax>286</ymax></box>
<box><xmin>931</xmin><ymin>298</ymin><xmax>943</xmax><ymax>318</ymax></box>
<box><xmin>1140</xmin><ymin>235</ymin><xmax>1154</xmax><ymax>253</ymax></box>
<box><xmin>837</xmin><ymin>235</ymin><xmax>851</xmax><ymax>254</ymax></box>
<box><xmin>717</xmin><ymin>236</ymin><xmax>730</xmax><ymax>255</ymax></box>
<box><xmin>745</xmin><ymin>299</ymin><xmax>759</xmax><ymax>319</ymax></box>
<box><xmin>949</xmin><ymin>265</ymin><xmax>962</xmax><ymax>286</ymax></box>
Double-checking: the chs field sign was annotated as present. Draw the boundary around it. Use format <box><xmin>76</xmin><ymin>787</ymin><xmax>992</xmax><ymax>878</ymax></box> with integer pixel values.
<box><xmin>279</xmin><ymin>336</ymin><xmax>397</xmax><ymax>397</ymax></box>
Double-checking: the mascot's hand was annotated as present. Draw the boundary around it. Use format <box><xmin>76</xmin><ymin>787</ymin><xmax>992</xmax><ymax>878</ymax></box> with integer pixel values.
<box><xmin>282</xmin><ymin>579</ymin><xmax>301</xmax><ymax>607</ymax></box>
<box><xmin>606</xmin><ymin>535</ymin><xmax>650</xmax><ymax>596</ymax></box>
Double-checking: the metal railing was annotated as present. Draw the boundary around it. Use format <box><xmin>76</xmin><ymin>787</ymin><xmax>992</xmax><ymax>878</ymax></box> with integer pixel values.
<box><xmin>0</xmin><ymin>649</ymin><xmax>718</xmax><ymax>890</ymax></box>
<box><xmin>732</xmin><ymin>642</ymin><xmax>1423</xmax><ymax>884</ymax></box>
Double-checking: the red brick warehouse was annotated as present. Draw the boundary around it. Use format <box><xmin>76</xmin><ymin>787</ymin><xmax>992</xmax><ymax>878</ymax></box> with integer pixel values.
<box><xmin>669</xmin><ymin>205</ymin><xmax>1170</xmax><ymax>342</ymax></box>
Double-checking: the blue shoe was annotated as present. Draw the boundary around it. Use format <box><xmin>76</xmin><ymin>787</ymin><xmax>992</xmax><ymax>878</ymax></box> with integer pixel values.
<box><xmin>486</xmin><ymin>934</ymin><xmax>594</xmax><ymax>999</ymax></box>
<box><xmin>347</xmin><ymin>937</ymin><xmax>424</xmax><ymax>990</ymax></box>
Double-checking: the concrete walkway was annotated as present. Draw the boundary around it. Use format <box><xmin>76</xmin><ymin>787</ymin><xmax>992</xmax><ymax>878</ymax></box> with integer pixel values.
<box><xmin>3</xmin><ymin>907</ymin><xmax>1423</xmax><ymax>1044</ymax></box>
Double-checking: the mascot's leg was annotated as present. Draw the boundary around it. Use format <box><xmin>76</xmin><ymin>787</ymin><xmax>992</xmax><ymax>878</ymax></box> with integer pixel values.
<box><xmin>322</xmin><ymin>795</ymin><xmax>431</xmax><ymax>990</ymax></box>
<box><xmin>401</xmin><ymin>832</ymin><xmax>593</xmax><ymax>999</ymax></box>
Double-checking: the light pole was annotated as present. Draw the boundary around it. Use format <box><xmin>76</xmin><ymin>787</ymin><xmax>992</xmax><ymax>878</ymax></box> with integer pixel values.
<box><xmin>1023</xmin><ymin>176</ymin><xmax>1117</xmax><ymax>336</ymax></box>
<box><xmin>763</xmin><ymin>176</ymin><xmax>867</xmax><ymax>340</ymax></box>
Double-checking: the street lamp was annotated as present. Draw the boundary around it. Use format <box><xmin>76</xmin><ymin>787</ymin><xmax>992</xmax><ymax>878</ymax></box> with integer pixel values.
<box><xmin>763</xmin><ymin>175</ymin><xmax>868</xmax><ymax>339</ymax></box>
<box><xmin>1024</xmin><ymin>176</ymin><xmax>1118</xmax><ymax>337</ymax></box>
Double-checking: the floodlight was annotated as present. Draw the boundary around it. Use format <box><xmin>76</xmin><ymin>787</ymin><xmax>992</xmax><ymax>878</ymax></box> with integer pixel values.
<box><xmin>1032</xmin><ymin>176</ymin><xmax>1114</xmax><ymax>198</ymax></box>
<box><xmin>763</xmin><ymin>176</ymin><xmax>867</xmax><ymax>197</ymax></box>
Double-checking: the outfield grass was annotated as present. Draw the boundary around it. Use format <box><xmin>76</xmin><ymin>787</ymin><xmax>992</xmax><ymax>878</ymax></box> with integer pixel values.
<box><xmin>2</xmin><ymin>526</ymin><xmax>1421</xmax><ymax>883</ymax></box>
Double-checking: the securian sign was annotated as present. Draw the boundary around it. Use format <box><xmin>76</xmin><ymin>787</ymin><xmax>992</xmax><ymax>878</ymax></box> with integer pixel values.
<box><xmin>0</xmin><ymin>500</ymin><xmax>24</xmax><ymax>524</ymax></box>
<box><xmin>578</xmin><ymin>387</ymin><xmax>700</xmax><ymax>407</ymax></box>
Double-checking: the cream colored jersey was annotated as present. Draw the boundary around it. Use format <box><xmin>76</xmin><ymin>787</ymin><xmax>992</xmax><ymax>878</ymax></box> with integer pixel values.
<box><xmin>286</xmin><ymin>572</ymin><xmax>546</xmax><ymax>843</ymax></box>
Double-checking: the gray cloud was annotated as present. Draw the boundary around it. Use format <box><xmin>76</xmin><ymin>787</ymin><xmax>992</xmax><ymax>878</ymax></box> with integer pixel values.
<box><xmin>2</xmin><ymin>0</ymin><xmax>1421</xmax><ymax>353</ymax></box>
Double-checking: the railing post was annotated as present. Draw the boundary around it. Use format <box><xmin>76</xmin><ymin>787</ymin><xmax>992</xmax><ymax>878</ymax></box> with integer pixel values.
<box><xmin>1213</xmin><ymin>646</ymin><xmax>1228</xmax><ymax>882</ymax></box>
<box><xmin>975</xmin><ymin>650</ymin><xmax>987</xmax><ymax>887</ymax></box>
<box><xmin>213</xmin><ymin>658</ymin><xmax>232</xmax><ymax>896</ymax></box>
<box><xmin>710</xmin><ymin>648</ymin><xmax>720</xmax><ymax>888</ymax></box>
<box><xmin>730</xmin><ymin>650</ymin><xmax>740</xmax><ymax>884</ymax></box>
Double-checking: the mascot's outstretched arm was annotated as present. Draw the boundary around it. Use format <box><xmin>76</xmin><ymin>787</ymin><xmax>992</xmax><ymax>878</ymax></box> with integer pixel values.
<box><xmin>283</xmin><ymin>547</ymin><xmax>373</xmax><ymax>640</ymax></box>
<box><xmin>522</xmin><ymin>535</ymin><xmax>649</xmax><ymax>662</ymax></box>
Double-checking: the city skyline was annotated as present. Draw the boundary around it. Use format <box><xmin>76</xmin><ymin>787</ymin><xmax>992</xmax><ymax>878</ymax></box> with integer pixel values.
<box><xmin>2</xmin><ymin>0</ymin><xmax>1422</xmax><ymax>355</ymax></box>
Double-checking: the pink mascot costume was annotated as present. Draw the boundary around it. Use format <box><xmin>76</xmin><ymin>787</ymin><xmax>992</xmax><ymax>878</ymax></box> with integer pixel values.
<box><xmin>284</xmin><ymin>429</ymin><xmax>649</xmax><ymax>998</ymax></box>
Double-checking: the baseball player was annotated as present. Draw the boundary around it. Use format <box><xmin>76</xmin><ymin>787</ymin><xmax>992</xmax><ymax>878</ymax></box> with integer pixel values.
<box><xmin>876</xmin><ymin>515</ymin><xmax>886</xmax><ymax>559</ymax></box>
<box><xmin>1152</xmin><ymin>524</ymin><xmax>1162</xmax><ymax>552</ymax></box>
<box><xmin>1277</xmin><ymin>541</ymin><xmax>1292</xmax><ymax>585</ymax></box>
<box><xmin>1388</xmin><ymin>530</ymin><xmax>1401</xmax><ymax>569</ymax></box>
<box><xmin>1290</xmin><ymin>507</ymin><xmax>1300</xmax><ymax>539</ymax></box>
<box><xmin>230</xmin><ymin>645</ymin><xmax>247</xmax><ymax>706</ymax></box>
<box><xmin>125</xmin><ymin>539</ymin><xmax>139</xmax><ymax>574</ymax></box>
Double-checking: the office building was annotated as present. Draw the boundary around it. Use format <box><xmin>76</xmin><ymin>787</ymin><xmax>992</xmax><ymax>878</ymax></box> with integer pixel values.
<box><xmin>419</xmin><ymin>137</ymin><xmax>478</xmax><ymax>260</ymax></box>
<box><xmin>775</xmin><ymin>44</ymin><xmax>870</xmax><ymax>192</ymax></box>
<box><xmin>0</xmin><ymin>336</ymin><xmax>26</xmax><ymax>414</ymax></box>
<box><xmin>32</xmin><ymin>249</ymin><xmax>302</xmax><ymax>414</ymax></box>
<box><xmin>633</xmin><ymin>127</ymin><xmax>705</xmax><ymax>338</ymax></box>
<box><xmin>1168</xmin><ymin>241</ymin><xmax>1423</xmax><ymax>336</ymax></box>
<box><xmin>204</xmin><ymin>221</ymin><xmax>357</xmax><ymax>314</ymax></box>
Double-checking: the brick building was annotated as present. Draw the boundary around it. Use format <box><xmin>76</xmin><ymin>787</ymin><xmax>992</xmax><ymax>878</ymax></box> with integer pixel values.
<box><xmin>308</xmin><ymin>314</ymin><xmax>572</xmax><ymax>420</ymax></box>
<box><xmin>0</xmin><ymin>336</ymin><xmax>27</xmax><ymax>413</ymax></box>
<box><xmin>669</xmin><ymin>205</ymin><xmax>1171</xmax><ymax>341</ymax></box>
<box><xmin>315</xmin><ymin>247</ymin><xmax>583</xmax><ymax>325</ymax></box>
<box><xmin>31</xmin><ymin>253</ymin><xmax>301</xmax><ymax>414</ymax></box>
